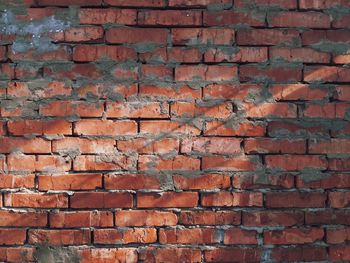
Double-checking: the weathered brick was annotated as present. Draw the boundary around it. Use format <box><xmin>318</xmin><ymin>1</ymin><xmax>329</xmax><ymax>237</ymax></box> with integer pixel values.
<box><xmin>138</xmin><ymin>10</ymin><xmax>202</xmax><ymax>26</ymax></box>
<box><xmin>106</xmin><ymin>28</ymin><xmax>168</xmax><ymax>44</ymax></box>
<box><xmin>79</xmin><ymin>8</ymin><xmax>136</xmax><ymax>25</ymax></box>
<box><xmin>70</xmin><ymin>192</ymin><xmax>133</xmax><ymax>208</ymax></box>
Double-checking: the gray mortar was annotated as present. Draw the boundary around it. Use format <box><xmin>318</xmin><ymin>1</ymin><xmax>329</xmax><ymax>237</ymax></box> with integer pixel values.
<box><xmin>298</xmin><ymin>168</ymin><xmax>333</xmax><ymax>183</ymax></box>
<box><xmin>0</xmin><ymin>6</ymin><xmax>78</xmax><ymax>54</ymax></box>
<box><xmin>34</xmin><ymin>245</ymin><xmax>80</xmax><ymax>263</ymax></box>
<box><xmin>310</xmin><ymin>41</ymin><xmax>350</xmax><ymax>55</ymax></box>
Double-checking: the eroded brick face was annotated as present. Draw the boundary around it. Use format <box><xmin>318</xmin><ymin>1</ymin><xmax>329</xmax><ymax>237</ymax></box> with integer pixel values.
<box><xmin>0</xmin><ymin>0</ymin><xmax>349</xmax><ymax>262</ymax></box>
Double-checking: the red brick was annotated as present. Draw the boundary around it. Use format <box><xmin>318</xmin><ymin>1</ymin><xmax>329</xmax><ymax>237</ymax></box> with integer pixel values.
<box><xmin>266</xmin><ymin>192</ymin><xmax>327</xmax><ymax>208</ymax></box>
<box><xmin>173</xmin><ymin>174</ymin><xmax>231</xmax><ymax>190</ymax></box>
<box><xmin>8</xmin><ymin>120</ymin><xmax>72</xmax><ymax>135</ymax></box>
<box><xmin>179</xmin><ymin>211</ymin><xmax>241</xmax><ymax>225</ymax></box>
<box><xmin>299</xmin><ymin>0</ymin><xmax>350</xmax><ymax>9</ymax></box>
<box><xmin>172</xmin><ymin>28</ymin><xmax>235</xmax><ymax>45</ymax></box>
<box><xmin>112</xmin><ymin>64</ymin><xmax>139</xmax><ymax>80</ymax></box>
<box><xmin>243</xmin><ymin>211</ymin><xmax>303</xmax><ymax>226</ymax></box>
<box><xmin>237</xmin><ymin>29</ymin><xmax>300</xmax><ymax>45</ymax></box>
<box><xmin>138</xmin><ymin>84</ymin><xmax>202</xmax><ymax>99</ymax></box>
<box><xmin>204</xmin><ymin>47</ymin><xmax>268</xmax><ymax>63</ymax></box>
<box><xmin>243</xmin><ymin>102</ymin><xmax>297</xmax><ymax>118</ymax></box>
<box><xmin>302</xmin><ymin>30</ymin><xmax>350</xmax><ymax>45</ymax></box>
<box><xmin>327</xmin><ymin>227</ymin><xmax>350</xmax><ymax>244</ymax></box>
<box><xmin>137</xmin><ymin>192</ymin><xmax>198</xmax><ymax>208</ymax></box>
<box><xmin>4</xmin><ymin>193</ymin><xmax>68</xmax><ymax>208</ymax></box>
<box><xmin>264</xmin><ymin>228</ymin><xmax>324</xmax><ymax>245</ymax></box>
<box><xmin>333</xmin><ymin>14</ymin><xmax>350</xmax><ymax>29</ymax></box>
<box><xmin>302</xmin><ymin>103</ymin><xmax>349</xmax><ymax>118</ymax></box>
<box><xmin>159</xmin><ymin>228</ymin><xmax>218</xmax><ymax>244</ymax></box>
<box><xmin>176</xmin><ymin>65</ymin><xmax>237</xmax><ymax>81</ymax></box>
<box><xmin>106</xmin><ymin>101</ymin><xmax>169</xmax><ymax>118</ymax></box>
<box><xmin>0</xmin><ymin>137</ymin><xmax>50</xmax><ymax>154</ymax></box>
<box><xmin>70</xmin><ymin>192</ymin><xmax>133</xmax><ymax>208</ymax></box>
<box><xmin>202</xmin><ymin>156</ymin><xmax>259</xmax><ymax>171</ymax></box>
<box><xmin>309</xmin><ymin>139</ymin><xmax>350</xmax><ymax>154</ymax></box>
<box><xmin>50</xmin><ymin>211</ymin><xmax>113</xmax><ymax>228</ymax></box>
<box><xmin>73</xmin><ymin>155</ymin><xmax>136</xmax><ymax>171</ymax></box>
<box><xmin>329</xmin><ymin>245</ymin><xmax>350</xmax><ymax>261</ymax></box>
<box><xmin>306</xmin><ymin>210</ymin><xmax>350</xmax><ymax>225</ymax></box>
<box><xmin>297</xmin><ymin>173</ymin><xmax>350</xmax><ymax>189</ymax></box>
<box><xmin>37</xmin><ymin>0</ymin><xmax>102</xmax><ymax>5</ymax></box>
<box><xmin>105</xmin><ymin>0</ymin><xmax>166</xmax><ymax>7</ymax></box>
<box><xmin>333</xmin><ymin>54</ymin><xmax>350</xmax><ymax>64</ymax></box>
<box><xmin>181</xmin><ymin>137</ymin><xmax>241</xmax><ymax>154</ymax></box>
<box><xmin>115</xmin><ymin>210</ymin><xmax>178</xmax><ymax>226</ymax></box>
<box><xmin>76</xmin><ymin>83</ymin><xmax>137</xmax><ymax>99</ymax></box>
<box><xmin>139</xmin><ymin>155</ymin><xmax>200</xmax><ymax>171</ymax></box>
<box><xmin>0</xmin><ymin>247</ymin><xmax>35</xmax><ymax>263</ymax></box>
<box><xmin>304</xmin><ymin>66</ymin><xmax>350</xmax><ymax>83</ymax></box>
<box><xmin>171</xmin><ymin>101</ymin><xmax>233</xmax><ymax>118</ymax></box>
<box><xmin>329</xmin><ymin>158</ymin><xmax>350</xmax><ymax>171</ymax></box>
<box><xmin>270</xmin><ymin>84</ymin><xmax>329</xmax><ymax>100</ymax></box>
<box><xmin>28</xmin><ymin>229</ymin><xmax>90</xmax><ymax>245</ymax></box>
<box><xmin>0</xmin><ymin>210</ymin><xmax>47</xmax><ymax>227</ymax></box>
<box><xmin>138</xmin><ymin>10</ymin><xmax>202</xmax><ymax>26</ymax></box>
<box><xmin>240</xmin><ymin>64</ymin><xmax>302</xmax><ymax>82</ymax></box>
<box><xmin>141</xmin><ymin>64</ymin><xmax>173</xmax><ymax>81</ymax></box>
<box><xmin>170</xmin><ymin>0</ymin><xmax>232</xmax><ymax>7</ymax></box>
<box><xmin>265</xmin><ymin>155</ymin><xmax>328</xmax><ymax>171</ymax></box>
<box><xmin>334</xmin><ymin>85</ymin><xmax>350</xmax><ymax>101</ymax></box>
<box><xmin>53</xmin><ymin>138</ymin><xmax>115</xmax><ymax>154</ymax></box>
<box><xmin>35</xmin><ymin>155</ymin><xmax>71</xmax><ymax>173</ymax></box>
<box><xmin>73</xmin><ymin>45</ymin><xmax>137</xmax><ymax>62</ymax></box>
<box><xmin>200</xmin><ymin>83</ymin><xmax>245</xmax><ymax>101</ymax></box>
<box><xmin>0</xmin><ymin>46</ymin><xmax>6</xmax><ymax>61</ymax></box>
<box><xmin>270</xmin><ymin>47</ymin><xmax>330</xmax><ymax>63</ymax></box>
<box><xmin>7</xmin><ymin>154</ymin><xmax>36</xmax><ymax>172</ymax></box>
<box><xmin>74</xmin><ymin>120</ymin><xmax>137</xmax><ymax>136</ymax></box>
<box><xmin>104</xmin><ymin>174</ymin><xmax>160</xmax><ymax>190</ymax></box>
<box><xmin>7</xmin><ymin>81</ymin><xmax>31</xmax><ymax>97</ymax></box>
<box><xmin>233</xmin><ymin>174</ymin><xmax>294</xmax><ymax>189</ymax></box>
<box><xmin>38</xmin><ymin>174</ymin><xmax>102</xmax><ymax>191</ymax></box>
<box><xmin>140</xmin><ymin>120</ymin><xmax>201</xmax><ymax>135</ymax></box>
<box><xmin>106</xmin><ymin>28</ymin><xmax>168</xmax><ymax>44</ymax></box>
<box><xmin>55</xmin><ymin>26</ymin><xmax>104</xmax><ymax>42</ymax></box>
<box><xmin>79</xmin><ymin>8</ymin><xmax>136</xmax><ymax>25</ymax></box>
<box><xmin>140</xmin><ymin>248</ymin><xmax>201</xmax><ymax>263</ymax></box>
<box><xmin>245</xmin><ymin>138</ymin><xmax>306</xmax><ymax>154</ymax></box>
<box><xmin>40</xmin><ymin>100</ymin><xmax>104</xmax><ymax>117</ymax></box>
<box><xmin>224</xmin><ymin>228</ymin><xmax>257</xmax><ymax>245</ymax></box>
<box><xmin>139</xmin><ymin>47</ymin><xmax>201</xmax><ymax>63</ymax></box>
<box><xmin>329</xmin><ymin>192</ymin><xmax>350</xmax><ymax>208</ymax></box>
<box><xmin>201</xmin><ymin>192</ymin><xmax>263</xmax><ymax>207</ymax></box>
<box><xmin>268</xmin><ymin>11</ymin><xmax>330</xmax><ymax>28</ymax></box>
<box><xmin>9</xmin><ymin>46</ymin><xmax>71</xmax><ymax>61</ymax></box>
<box><xmin>268</xmin><ymin>120</ymin><xmax>329</xmax><ymax>138</ymax></box>
<box><xmin>80</xmin><ymin>248</ymin><xmax>137</xmax><ymax>263</ymax></box>
<box><xmin>205</xmin><ymin>121</ymin><xmax>266</xmax><ymax>136</ymax></box>
<box><xmin>204</xmin><ymin>248</ymin><xmax>261</xmax><ymax>262</ymax></box>
<box><xmin>118</xmin><ymin>138</ymin><xmax>179</xmax><ymax>154</ymax></box>
<box><xmin>204</xmin><ymin>11</ymin><xmax>265</xmax><ymax>26</ymax></box>
<box><xmin>43</xmin><ymin>63</ymin><xmax>102</xmax><ymax>80</ymax></box>
<box><xmin>0</xmin><ymin>174</ymin><xmax>34</xmax><ymax>189</ymax></box>
<box><xmin>0</xmin><ymin>64</ymin><xmax>15</xmax><ymax>80</ymax></box>
<box><xmin>0</xmin><ymin>229</ymin><xmax>26</xmax><ymax>245</ymax></box>
<box><xmin>271</xmin><ymin>247</ymin><xmax>327</xmax><ymax>262</ymax></box>
<box><xmin>94</xmin><ymin>228</ymin><xmax>157</xmax><ymax>244</ymax></box>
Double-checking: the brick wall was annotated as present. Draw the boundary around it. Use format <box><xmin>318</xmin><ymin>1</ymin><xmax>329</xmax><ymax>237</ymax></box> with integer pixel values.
<box><xmin>0</xmin><ymin>0</ymin><xmax>349</xmax><ymax>262</ymax></box>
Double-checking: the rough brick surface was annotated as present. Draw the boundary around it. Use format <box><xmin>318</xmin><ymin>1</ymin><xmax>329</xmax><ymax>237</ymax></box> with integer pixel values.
<box><xmin>0</xmin><ymin>0</ymin><xmax>348</xmax><ymax>262</ymax></box>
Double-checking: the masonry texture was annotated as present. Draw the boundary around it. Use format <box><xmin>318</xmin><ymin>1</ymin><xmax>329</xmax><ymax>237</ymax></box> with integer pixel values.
<box><xmin>0</xmin><ymin>0</ymin><xmax>349</xmax><ymax>262</ymax></box>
